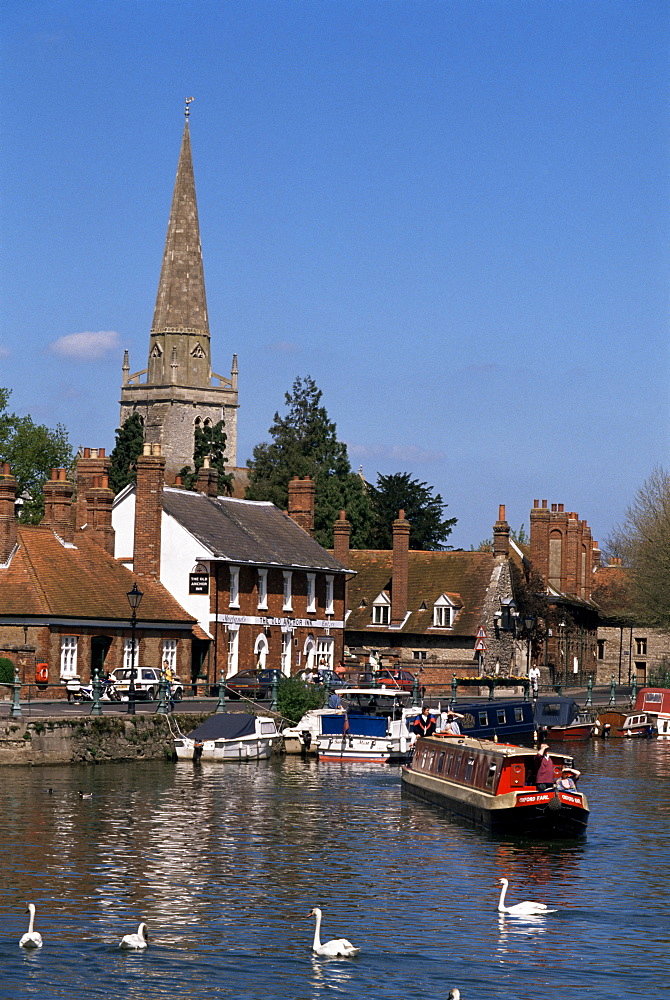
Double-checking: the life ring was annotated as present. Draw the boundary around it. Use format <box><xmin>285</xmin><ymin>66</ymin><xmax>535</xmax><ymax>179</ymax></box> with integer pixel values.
<box><xmin>35</xmin><ymin>663</ymin><xmax>49</xmax><ymax>685</ymax></box>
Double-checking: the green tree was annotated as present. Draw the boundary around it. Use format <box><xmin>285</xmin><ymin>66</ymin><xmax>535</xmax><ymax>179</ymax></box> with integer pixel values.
<box><xmin>108</xmin><ymin>413</ymin><xmax>144</xmax><ymax>495</ymax></box>
<box><xmin>179</xmin><ymin>420</ymin><xmax>233</xmax><ymax>495</ymax></box>
<box><xmin>246</xmin><ymin>376</ymin><xmax>372</xmax><ymax>548</ymax></box>
<box><xmin>608</xmin><ymin>467</ymin><xmax>670</xmax><ymax>629</ymax></box>
<box><xmin>0</xmin><ymin>387</ymin><xmax>73</xmax><ymax>523</ymax></box>
<box><xmin>368</xmin><ymin>472</ymin><xmax>457</xmax><ymax>550</ymax></box>
<box><xmin>276</xmin><ymin>675</ymin><xmax>325</xmax><ymax>723</ymax></box>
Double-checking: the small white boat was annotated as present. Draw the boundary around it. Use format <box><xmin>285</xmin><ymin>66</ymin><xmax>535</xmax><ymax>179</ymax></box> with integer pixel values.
<box><xmin>313</xmin><ymin>688</ymin><xmax>421</xmax><ymax>764</ymax></box>
<box><xmin>173</xmin><ymin>713</ymin><xmax>281</xmax><ymax>762</ymax></box>
<box><xmin>283</xmin><ymin>707</ymin><xmax>346</xmax><ymax>754</ymax></box>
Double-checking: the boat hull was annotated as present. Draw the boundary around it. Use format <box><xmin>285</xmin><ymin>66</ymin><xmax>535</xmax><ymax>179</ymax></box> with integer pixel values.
<box><xmin>546</xmin><ymin>723</ymin><xmax>594</xmax><ymax>741</ymax></box>
<box><xmin>317</xmin><ymin>736</ymin><xmax>410</xmax><ymax>764</ymax></box>
<box><xmin>401</xmin><ymin>766</ymin><xmax>589</xmax><ymax>837</ymax></box>
<box><xmin>174</xmin><ymin>736</ymin><xmax>278</xmax><ymax>762</ymax></box>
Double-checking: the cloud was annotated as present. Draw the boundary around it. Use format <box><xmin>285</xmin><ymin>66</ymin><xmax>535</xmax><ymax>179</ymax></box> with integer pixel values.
<box><xmin>266</xmin><ymin>340</ymin><xmax>298</xmax><ymax>354</ymax></box>
<box><xmin>48</xmin><ymin>330</ymin><xmax>121</xmax><ymax>361</ymax></box>
<box><xmin>0</xmin><ymin>344</ymin><xmax>9</xmax><ymax>358</ymax></box>
<box><xmin>348</xmin><ymin>443</ymin><xmax>445</xmax><ymax>465</ymax></box>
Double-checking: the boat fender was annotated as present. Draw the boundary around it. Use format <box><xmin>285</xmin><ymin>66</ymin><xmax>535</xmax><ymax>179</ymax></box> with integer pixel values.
<box><xmin>548</xmin><ymin>790</ymin><xmax>562</xmax><ymax>811</ymax></box>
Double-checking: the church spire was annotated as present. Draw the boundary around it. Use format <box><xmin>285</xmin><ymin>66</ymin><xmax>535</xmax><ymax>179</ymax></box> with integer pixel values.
<box><xmin>147</xmin><ymin>102</ymin><xmax>211</xmax><ymax>386</ymax></box>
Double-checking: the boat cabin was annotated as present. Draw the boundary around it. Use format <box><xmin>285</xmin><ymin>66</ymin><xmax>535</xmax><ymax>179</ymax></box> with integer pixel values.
<box><xmin>634</xmin><ymin>688</ymin><xmax>670</xmax><ymax>715</ymax></box>
<box><xmin>534</xmin><ymin>696</ymin><xmax>581</xmax><ymax>730</ymax></box>
<box><xmin>446</xmin><ymin>700</ymin><xmax>534</xmax><ymax>743</ymax></box>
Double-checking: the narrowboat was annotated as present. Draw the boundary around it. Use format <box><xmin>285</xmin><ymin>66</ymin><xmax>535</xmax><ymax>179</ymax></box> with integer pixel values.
<box><xmin>172</xmin><ymin>713</ymin><xmax>281</xmax><ymax>762</ymax></box>
<box><xmin>314</xmin><ymin>688</ymin><xmax>419</xmax><ymax>763</ymax></box>
<box><xmin>442</xmin><ymin>700</ymin><xmax>535</xmax><ymax>743</ymax></box>
<box><xmin>401</xmin><ymin>734</ymin><xmax>589</xmax><ymax>836</ymax></box>
<box><xmin>534</xmin><ymin>696</ymin><xmax>595</xmax><ymax>741</ymax></box>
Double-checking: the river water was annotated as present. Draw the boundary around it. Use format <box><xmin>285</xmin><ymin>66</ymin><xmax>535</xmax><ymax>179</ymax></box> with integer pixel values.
<box><xmin>1</xmin><ymin>738</ymin><xmax>669</xmax><ymax>1000</ymax></box>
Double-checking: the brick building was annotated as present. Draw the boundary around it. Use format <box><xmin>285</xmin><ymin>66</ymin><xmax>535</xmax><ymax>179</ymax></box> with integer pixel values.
<box><xmin>0</xmin><ymin>462</ymin><xmax>195</xmax><ymax>696</ymax></box>
<box><xmin>112</xmin><ymin>454</ymin><xmax>349</xmax><ymax>689</ymax></box>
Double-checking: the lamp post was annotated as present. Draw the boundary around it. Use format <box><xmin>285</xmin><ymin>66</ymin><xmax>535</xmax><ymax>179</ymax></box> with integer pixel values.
<box><xmin>126</xmin><ymin>582</ymin><xmax>144</xmax><ymax>716</ymax></box>
<box><xmin>523</xmin><ymin>615</ymin><xmax>536</xmax><ymax>676</ymax></box>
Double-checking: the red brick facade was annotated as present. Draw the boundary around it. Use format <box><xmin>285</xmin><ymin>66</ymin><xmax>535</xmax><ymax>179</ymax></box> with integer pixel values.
<box><xmin>529</xmin><ymin>500</ymin><xmax>599</xmax><ymax>600</ymax></box>
<box><xmin>133</xmin><ymin>444</ymin><xmax>165</xmax><ymax>582</ymax></box>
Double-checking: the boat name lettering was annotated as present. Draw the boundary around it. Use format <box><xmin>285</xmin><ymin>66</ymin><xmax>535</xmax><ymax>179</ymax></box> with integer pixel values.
<box><xmin>214</xmin><ymin>613</ymin><xmax>344</xmax><ymax>629</ymax></box>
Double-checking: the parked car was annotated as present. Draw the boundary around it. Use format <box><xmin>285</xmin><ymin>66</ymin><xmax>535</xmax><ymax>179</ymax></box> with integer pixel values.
<box><xmin>314</xmin><ymin>668</ymin><xmax>347</xmax><ymax>689</ymax></box>
<box><xmin>109</xmin><ymin>667</ymin><xmax>184</xmax><ymax>702</ymax></box>
<box><xmin>226</xmin><ymin>668</ymin><xmax>283</xmax><ymax>700</ymax></box>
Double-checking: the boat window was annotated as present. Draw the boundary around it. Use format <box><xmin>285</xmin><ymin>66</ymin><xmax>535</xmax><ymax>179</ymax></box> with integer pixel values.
<box><xmin>496</xmin><ymin>709</ymin><xmax>506</xmax><ymax>725</ymax></box>
<box><xmin>462</xmin><ymin>713</ymin><xmax>475</xmax><ymax>730</ymax></box>
<box><xmin>174</xmin><ymin>740</ymin><xmax>184</xmax><ymax>747</ymax></box>
<box><xmin>214</xmin><ymin>741</ymin><xmax>225</xmax><ymax>748</ymax></box>
<box><xmin>446</xmin><ymin>753</ymin><xmax>454</xmax><ymax>774</ymax></box>
<box><xmin>486</xmin><ymin>762</ymin><xmax>497</xmax><ymax>789</ymax></box>
<box><xmin>514</xmin><ymin>707</ymin><xmax>524</xmax><ymax>722</ymax></box>
<box><xmin>428</xmin><ymin>752</ymin><xmax>435</xmax><ymax>770</ymax></box>
<box><xmin>464</xmin><ymin>757</ymin><xmax>475</xmax><ymax>782</ymax></box>
<box><xmin>543</xmin><ymin>702</ymin><xmax>562</xmax><ymax>717</ymax></box>
<box><xmin>260</xmin><ymin>722</ymin><xmax>276</xmax><ymax>734</ymax></box>
<box><xmin>478</xmin><ymin>711</ymin><xmax>488</xmax><ymax>726</ymax></box>
<box><xmin>437</xmin><ymin>752</ymin><xmax>445</xmax><ymax>773</ymax></box>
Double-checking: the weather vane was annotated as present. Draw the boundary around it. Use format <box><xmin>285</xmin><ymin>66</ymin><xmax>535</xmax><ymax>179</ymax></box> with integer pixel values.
<box><xmin>185</xmin><ymin>97</ymin><xmax>195</xmax><ymax>118</ymax></box>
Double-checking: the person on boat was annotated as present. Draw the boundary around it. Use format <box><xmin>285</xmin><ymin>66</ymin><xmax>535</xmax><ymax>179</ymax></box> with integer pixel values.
<box><xmin>328</xmin><ymin>689</ymin><xmax>343</xmax><ymax>709</ymax></box>
<box><xmin>534</xmin><ymin>743</ymin><xmax>556</xmax><ymax>791</ymax></box>
<box><xmin>443</xmin><ymin>710</ymin><xmax>464</xmax><ymax>735</ymax></box>
<box><xmin>556</xmin><ymin>766</ymin><xmax>580</xmax><ymax>791</ymax></box>
<box><xmin>413</xmin><ymin>707</ymin><xmax>437</xmax><ymax>738</ymax></box>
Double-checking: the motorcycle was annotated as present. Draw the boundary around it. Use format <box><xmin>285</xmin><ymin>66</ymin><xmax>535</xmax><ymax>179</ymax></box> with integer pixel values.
<box><xmin>67</xmin><ymin>678</ymin><xmax>119</xmax><ymax>702</ymax></box>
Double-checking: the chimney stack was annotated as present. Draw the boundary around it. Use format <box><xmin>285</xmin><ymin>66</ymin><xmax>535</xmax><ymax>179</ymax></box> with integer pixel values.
<box><xmin>196</xmin><ymin>456</ymin><xmax>219</xmax><ymax>497</ymax></box>
<box><xmin>333</xmin><ymin>509</ymin><xmax>351</xmax><ymax>565</ymax></box>
<box><xmin>74</xmin><ymin>447</ymin><xmax>111</xmax><ymax>529</ymax></box>
<box><xmin>84</xmin><ymin>474</ymin><xmax>115</xmax><ymax>555</ymax></box>
<box><xmin>42</xmin><ymin>468</ymin><xmax>75</xmax><ymax>542</ymax></box>
<box><xmin>391</xmin><ymin>509</ymin><xmax>411</xmax><ymax>625</ymax></box>
<box><xmin>0</xmin><ymin>463</ymin><xmax>17</xmax><ymax>564</ymax></box>
<box><xmin>493</xmin><ymin>504</ymin><xmax>510</xmax><ymax>559</ymax></box>
<box><xmin>133</xmin><ymin>443</ymin><xmax>165</xmax><ymax>581</ymax></box>
<box><xmin>287</xmin><ymin>476</ymin><xmax>316</xmax><ymax>536</ymax></box>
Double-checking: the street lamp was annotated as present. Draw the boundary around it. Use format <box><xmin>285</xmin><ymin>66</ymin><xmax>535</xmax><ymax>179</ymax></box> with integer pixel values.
<box><xmin>126</xmin><ymin>582</ymin><xmax>144</xmax><ymax>715</ymax></box>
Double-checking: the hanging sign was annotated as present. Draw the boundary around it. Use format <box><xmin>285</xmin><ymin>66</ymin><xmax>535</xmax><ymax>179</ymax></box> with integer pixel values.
<box><xmin>189</xmin><ymin>573</ymin><xmax>209</xmax><ymax>595</ymax></box>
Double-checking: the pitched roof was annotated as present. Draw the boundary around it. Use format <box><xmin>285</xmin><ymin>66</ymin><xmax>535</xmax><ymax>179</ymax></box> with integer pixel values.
<box><xmin>161</xmin><ymin>488</ymin><xmax>348</xmax><ymax>573</ymax></box>
<box><xmin>345</xmin><ymin>549</ymin><xmax>494</xmax><ymax>637</ymax></box>
<box><xmin>0</xmin><ymin>526</ymin><xmax>194</xmax><ymax>626</ymax></box>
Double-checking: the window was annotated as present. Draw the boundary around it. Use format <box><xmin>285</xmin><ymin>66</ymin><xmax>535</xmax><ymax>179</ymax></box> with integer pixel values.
<box><xmin>413</xmin><ymin>650</ymin><xmax>427</xmax><ymax>660</ymax></box>
<box><xmin>227</xmin><ymin>625</ymin><xmax>239</xmax><ymax>677</ymax></box>
<box><xmin>229</xmin><ymin>565</ymin><xmax>240</xmax><ymax>608</ymax></box>
<box><xmin>162</xmin><ymin>639</ymin><xmax>176</xmax><ymax>672</ymax></box>
<box><xmin>597</xmin><ymin>639</ymin><xmax>606</xmax><ymax>660</ymax></box>
<box><xmin>257</xmin><ymin>568</ymin><xmax>268</xmax><ymax>610</ymax></box>
<box><xmin>432</xmin><ymin>594</ymin><xmax>457</xmax><ymax>628</ymax></box>
<box><xmin>281</xmin><ymin>629</ymin><xmax>292</xmax><ymax>675</ymax></box>
<box><xmin>316</xmin><ymin>637</ymin><xmax>334</xmax><ymax>671</ymax></box>
<box><xmin>464</xmin><ymin>757</ymin><xmax>475</xmax><ymax>782</ymax></box>
<box><xmin>60</xmin><ymin>636</ymin><xmax>78</xmax><ymax>678</ymax></box>
<box><xmin>478</xmin><ymin>711</ymin><xmax>488</xmax><ymax>726</ymax></box>
<box><xmin>437</xmin><ymin>752</ymin><xmax>445</xmax><ymax>773</ymax></box>
<box><xmin>635</xmin><ymin>638</ymin><xmax>647</xmax><ymax>656</ymax></box>
<box><xmin>306</xmin><ymin>573</ymin><xmax>316</xmax><ymax>613</ymax></box>
<box><xmin>373</xmin><ymin>604</ymin><xmax>390</xmax><ymax>625</ymax></box>
<box><xmin>123</xmin><ymin>638</ymin><xmax>139</xmax><ymax>670</ymax></box>
<box><xmin>486</xmin><ymin>763</ymin><xmax>497</xmax><ymax>789</ymax></box>
<box><xmin>303</xmin><ymin>634</ymin><xmax>316</xmax><ymax>672</ymax></box>
<box><xmin>254</xmin><ymin>633</ymin><xmax>268</xmax><ymax>670</ymax></box>
<box><xmin>514</xmin><ymin>707</ymin><xmax>524</xmax><ymax>723</ymax></box>
<box><xmin>325</xmin><ymin>575</ymin><xmax>334</xmax><ymax>615</ymax></box>
<box><xmin>283</xmin><ymin>571</ymin><xmax>293</xmax><ymax>612</ymax></box>
<box><xmin>496</xmin><ymin>709</ymin><xmax>506</xmax><ymax>725</ymax></box>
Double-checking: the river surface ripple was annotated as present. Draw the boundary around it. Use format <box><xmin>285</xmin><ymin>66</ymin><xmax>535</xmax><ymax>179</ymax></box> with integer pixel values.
<box><xmin>1</xmin><ymin>738</ymin><xmax>669</xmax><ymax>1000</ymax></box>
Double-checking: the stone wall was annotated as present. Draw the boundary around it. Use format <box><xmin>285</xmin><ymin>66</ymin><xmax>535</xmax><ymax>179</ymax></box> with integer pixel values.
<box><xmin>0</xmin><ymin>713</ymin><xmax>210</xmax><ymax>766</ymax></box>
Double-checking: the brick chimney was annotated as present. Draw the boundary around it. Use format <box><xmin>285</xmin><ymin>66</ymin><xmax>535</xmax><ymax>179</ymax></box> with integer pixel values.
<box><xmin>493</xmin><ymin>504</ymin><xmax>510</xmax><ymax>559</ymax></box>
<box><xmin>0</xmin><ymin>463</ymin><xmax>17</xmax><ymax>564</ymax></box>
<box><xmin>84</xmin><ymin>475</ymin><xmax>115</xmax><ymax>555</ymax></box>
<box><xmin>74</xmin><ymin>447</ymin><xmax>111</xmax><ymax>529</ymax></box>
<box><xmin>391</xmin><ymin>509</ymin><xmax>411</xmax><ymax>625</ymax></box>
<box><xmin>42</xmin><ymin>468</ymin><xmax>75</xmax><ymax>542</ymax></box>
<box><xmin>196</xmin><ymin>456</ymin><xmax>219</xmax><ymax>497</ymax></box>
<box><xmin>133</xmin><ymin>443</ymin><xmax>165</xmax><ymax>581</ymax></box>
<box><xmin>288</xmin><ymin>476</ymin><xmax>315</xmax><ymax>536</ymax></box>
<box><xmin>333</xmin><ymin>509</ymin><xmax>351</xmax><ymax>565</ymax></box>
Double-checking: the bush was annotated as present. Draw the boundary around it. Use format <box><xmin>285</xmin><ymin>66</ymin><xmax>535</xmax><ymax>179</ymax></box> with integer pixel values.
<box><xmin>0</xmin><ymin>658</ymin><xmax>15</xmax><ymax>684</ymax></box>
<box><xmin>276</xmin><ymin>675</ymin><xmax>325</xmax><ymax>724</ymax></box>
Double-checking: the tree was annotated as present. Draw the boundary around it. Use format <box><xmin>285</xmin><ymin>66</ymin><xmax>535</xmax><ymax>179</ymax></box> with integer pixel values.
<box><xmin>179</xmin><ymin>419</ymin><xmax>233</xmax><ymax>495</ymax></box>
<box><xmin>246</xmin><ymin>376</ymin><xmax>372</xmax><ymax>548</ymax></box>
<box><xmin>108</xmin><ymin>413</ymin><xmax>144</xmax><ymax>495</ymax></box>
<box><xmin>608</xmin><ymin>467</ymin><xmax>670</xmax><ymax>629</ymax></box>
<box><xmin>367</xmin><ymin>472</ymin><xmax>457</xmax><ymax>550</ymax></box>
<box><xmin>0</xmin><ymin>387</ymin><xmax>73</xmax><ymax>523</ymax></box>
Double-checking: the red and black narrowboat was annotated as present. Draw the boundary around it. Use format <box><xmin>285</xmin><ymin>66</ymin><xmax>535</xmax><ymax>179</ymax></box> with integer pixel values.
<box><xmin>401</xmin><ymin>734</ymin><xmax>589</xmax><ymax>837</ymax></box>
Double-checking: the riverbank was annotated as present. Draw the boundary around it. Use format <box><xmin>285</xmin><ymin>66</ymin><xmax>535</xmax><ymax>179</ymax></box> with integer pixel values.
<box><xmin>0</xmin><ymin>713</ymin><xmax>211</xmax><ymax>765</ymax></box>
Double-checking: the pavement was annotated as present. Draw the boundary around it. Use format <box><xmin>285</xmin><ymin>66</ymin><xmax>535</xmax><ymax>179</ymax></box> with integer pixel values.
<box><xmin>0</xmin><ymin>696</ymin><xmax>262</xmax><ymax>719</ymax></box>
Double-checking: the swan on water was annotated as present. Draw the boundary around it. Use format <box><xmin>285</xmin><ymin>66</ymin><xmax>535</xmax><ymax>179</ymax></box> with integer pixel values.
<box><xmin>119</xmin><ymin>922</ymin><xmax>149</xmax><ymax>949</ymax></box>
<box><xmin>19</xmin><ymin>904</ymin><xmax>43</xmax><ymax>949</ymax></box>
<box><xmin>78</xmin><ymin>791</ymin><xmax>93</xmax><ymax>799</ymax></box>
<box><xmin>498</xmin><ymin>878</ymin><xmax>555</xmax><ymax>915</ymax></box>
<box><xmin>308</xmin><ymin>907</ymin><xmax>360</xmax><ymax>957</ymax></box>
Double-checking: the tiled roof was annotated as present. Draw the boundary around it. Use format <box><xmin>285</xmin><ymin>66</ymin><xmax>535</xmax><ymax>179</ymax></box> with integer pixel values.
<box><xmin>162</xmin><ymin>489</ymin><xmax>347</xmax><ymax>573</ymax></box>
<box><xmin>0</xmin><ymin>526</ymin><xmax>194</xmax><ymax>625</ymax></box>
<box><xmin>345</xmin><ymin>550</ymin><xmax>494</xmax><ymax>637</ymax></box>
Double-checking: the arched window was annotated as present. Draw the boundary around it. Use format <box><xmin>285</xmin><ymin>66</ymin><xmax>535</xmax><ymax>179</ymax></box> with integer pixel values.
<box><xmin>303</xmin><ymin>634</ymin><xmax>316</xmax><ymax>671</ymax></box>
<box><xmin>254</xmin><ymin>633</ymin><xmax>269</xmax><ymax>670</ymax></box>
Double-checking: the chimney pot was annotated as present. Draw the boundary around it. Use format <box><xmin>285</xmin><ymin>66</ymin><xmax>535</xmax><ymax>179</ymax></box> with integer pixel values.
<box><xmin>498</xmin><ymin>504</ymin><xmax>506</xmax><ymax>521</ymax></box>
<box><xmin>83</xmin><ymin>448</ymin><xmax>91</xmax><ymax>459</ymax></box>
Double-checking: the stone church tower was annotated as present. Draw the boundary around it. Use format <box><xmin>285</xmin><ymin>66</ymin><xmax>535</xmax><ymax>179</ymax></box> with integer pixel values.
<box><xmin>119</xmin><ymin>107</ymin><xmax>238</xmax><ymax>483</ymax></box>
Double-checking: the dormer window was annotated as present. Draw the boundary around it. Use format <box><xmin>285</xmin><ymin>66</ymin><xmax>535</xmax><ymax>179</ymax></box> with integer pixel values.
<box><xmin>372</xmin><ymin>591</ymin><xmax>391</xmax><ymax>626</ymax></box>
<box><xmin>433</xmin><ymin>594</ymin><xmax>457</xmax><ymax>628</ymax></box>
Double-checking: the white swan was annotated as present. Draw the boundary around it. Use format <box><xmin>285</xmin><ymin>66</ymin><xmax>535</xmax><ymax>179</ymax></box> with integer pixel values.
<box><xmin>498</xmin><ymin>878</ymin><xmax>555</xmax><ymax>916</ymax></box>
<box><xmin>19</xmin><ymin>903</ymin><xmax>43</xmax><ymax>948</ymax></box>
<box><xmin>308</xmin><ymin>907</ymin><xmax>360</xmax><ymax>957</ymax></box>
<box><xmin>119</xmin><ymin>922</ymin><xmax>148</xmax><ymax>949</ymax></box>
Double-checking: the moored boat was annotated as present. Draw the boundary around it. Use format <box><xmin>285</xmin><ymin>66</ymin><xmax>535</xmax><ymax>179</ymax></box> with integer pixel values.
<box><xmin>629</xmin><ymin>688</ymin><xmax>670</xmax><ymax>737</ymax></box>
<box><xmin>620</xmin><ymin>712</ymin><xmax>656</xmax><ymax>738</ymax></box>
<box><xmin>172</xmin><ymin>713</ymin><xmax>281</xmax><ymax>762</ymax></box>
<box><xmin>534</xmin><ymin>696</ymin><xmax>595</xmax><ymax>741</ymax></box>
<box><xmin>445</xmin><ymin>699</ymin><xmax>535</xmax><ymax>743</ymax></box>
<box><xmin>314</xmin><ymin>688</ymin><xmax>419</xmax><ymax>763</ymax></box>
<box><xmin>402</xmin><ymin>733</ymin><xmax>589</xmax><ymax>836</ymax></box>
<box><xmin>594</xmin><ymin>709</ymin><xmax>628</xmax><ymax>738</ymax></box>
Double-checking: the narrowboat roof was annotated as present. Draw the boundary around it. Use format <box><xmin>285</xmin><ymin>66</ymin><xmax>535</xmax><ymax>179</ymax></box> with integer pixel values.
<box><xmin>418</xmin><ymin>733</ymin><xmax>574</xmax><ymax>763</ymax></box>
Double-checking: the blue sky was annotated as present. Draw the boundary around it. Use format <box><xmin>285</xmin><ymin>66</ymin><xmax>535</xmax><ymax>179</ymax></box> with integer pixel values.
<box><xmin>1</xmin><ymin>1</ymin><xmax>668</xmax><ymax>550</ymax></box>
